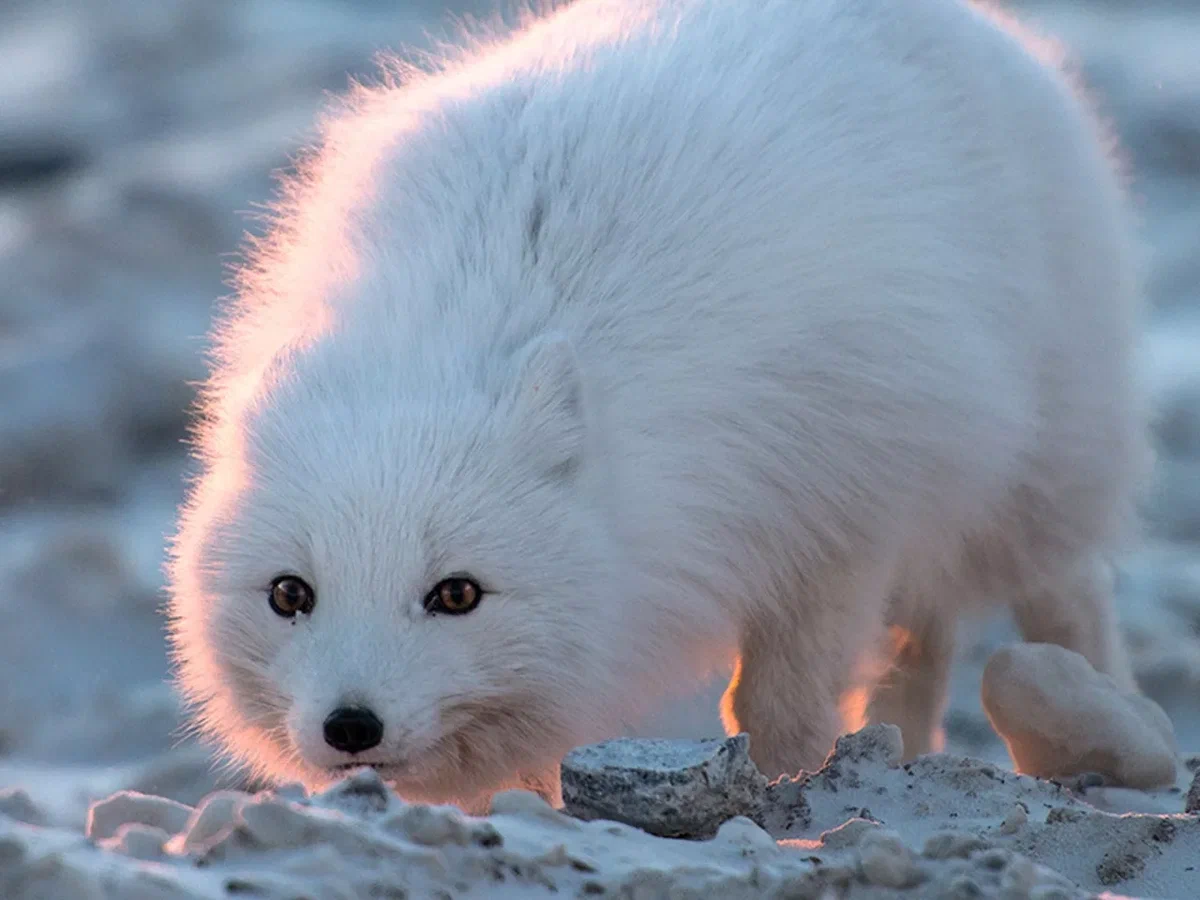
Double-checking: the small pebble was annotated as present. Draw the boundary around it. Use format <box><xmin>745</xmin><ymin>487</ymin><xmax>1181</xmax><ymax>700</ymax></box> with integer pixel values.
<box><xmin>922</xmin><ymin>830</ymin><xmax>991</xmax><ymax>860</ymax></box>
<box><xmin>998</xmin><ymin>803</ymin><xmax>1029</xmax><ymax>835</ymax></box>
<box><xmin>858</xmin><ymin>829</ymin><xmax>923</xmax><ymax>889</ymax></box>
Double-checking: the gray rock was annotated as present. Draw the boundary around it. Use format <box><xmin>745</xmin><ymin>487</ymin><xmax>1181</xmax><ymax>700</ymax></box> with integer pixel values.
<box><xmin>560</xmin><ymin>733</ymin><xmax>767</xmax><ymax>838</ymax></box>
<box><xmin>822</xmin><ymin>722</ymin><xmax>905</xmax><ymax>767</ymax></box>
<box><xmin>1187</xmin><ymin>768</ymin><xmax>1200</xmax><ymax>814</ymax></box>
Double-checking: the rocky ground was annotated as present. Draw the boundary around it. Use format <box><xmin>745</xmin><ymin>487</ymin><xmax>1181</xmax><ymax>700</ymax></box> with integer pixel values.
<box><xmin>1</xmin><ymin>0</ymin><xmax>1199</xmax><ymax>897</ymax></box>
<box><xmin>3</xmin><ymin>723</ymin><xmax>1199</xmax><ymax>898</ymax></box>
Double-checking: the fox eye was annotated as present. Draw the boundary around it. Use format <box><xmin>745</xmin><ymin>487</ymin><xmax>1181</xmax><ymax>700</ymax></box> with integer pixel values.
<box><xmin>424</xmin><ymin>577</ymin><xmax>484</xmax><ymax>615</ymax></box>
<box><xmin>269</xmin><ymin>575</ymin><xmax>316</xmax><ymax>617</ymax></box>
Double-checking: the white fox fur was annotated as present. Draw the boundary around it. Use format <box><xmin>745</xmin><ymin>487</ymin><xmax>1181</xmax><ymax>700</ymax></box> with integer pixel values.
<box><xmin>167</xmin><ymin>0</ymin><xmax>1152</xmax><ymax>810</ymax></box>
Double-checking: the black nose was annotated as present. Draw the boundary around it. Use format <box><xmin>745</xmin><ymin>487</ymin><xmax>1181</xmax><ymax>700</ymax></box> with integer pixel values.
<box><xmin>323</xmin><ymin>706</ymin><xmax>384</xmax><ymax>754</ymax></box>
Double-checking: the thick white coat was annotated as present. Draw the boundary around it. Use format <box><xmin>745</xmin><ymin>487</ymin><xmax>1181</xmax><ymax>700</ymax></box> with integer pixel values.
<box><xmin>167</xmin><ymin>0</ymin><xmax>1151</xmax><ymax>808</ymax></box>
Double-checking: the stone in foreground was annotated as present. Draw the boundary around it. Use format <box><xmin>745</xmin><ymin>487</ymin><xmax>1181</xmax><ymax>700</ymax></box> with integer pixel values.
<box><xmin>560</xmin><ymin>733</ymin><xmax>767</xmax><ymax>838</ymax></box>
<box><xmin>981</xmin><ymin>642</ymin><xmax>1178</xmax><ymax>789</ymax></box>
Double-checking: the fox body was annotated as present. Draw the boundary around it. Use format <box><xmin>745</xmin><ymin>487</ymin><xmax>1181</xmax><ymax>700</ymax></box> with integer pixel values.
<box><xmin>168</xmin><ymin>0</ymin><xmax>1149</xmax><ymax>809</ymax></box>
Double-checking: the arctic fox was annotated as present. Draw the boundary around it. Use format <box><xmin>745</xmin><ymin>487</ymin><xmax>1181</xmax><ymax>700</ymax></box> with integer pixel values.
<box><xmin>167</xmin><ymin>0</ymin><xmax>1151</xmax><ymax>809</ymax></box>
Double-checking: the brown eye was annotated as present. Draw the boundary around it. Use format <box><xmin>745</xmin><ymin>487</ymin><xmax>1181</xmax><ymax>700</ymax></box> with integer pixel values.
<box><xmin>269</xmin><ymin>575</ymin><xmax>315</xmax><ymax>618</ymax></box>
<box><xmin>424</xmin><ymin>577</ymin><xmax>484</xmax><ymax>616</ymax></box>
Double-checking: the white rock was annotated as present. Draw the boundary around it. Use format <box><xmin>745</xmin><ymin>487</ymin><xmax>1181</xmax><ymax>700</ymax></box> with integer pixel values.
<box><xmin>858</xmin><ymin>829</ymin><xmax>923</xmax><ymax>889</ymax></box>
<box><xmin>981</xmin><ymin>643</ymin><xmax>1179</xmax><ymax>788</ymax></box>
<box><xmin>85</xmin><ymin>790</ymin><xmax>193</xmax><ymax>841</ymax></box>
<box><xmin>236</xmin><ymin>798</ymin><xmax>319</xmax><ymax>849</ymax></box>
<box><xmin>179</xmin><ymin>790</ymin><xmax>250</xmax><ymax>852</ymax></box>
<box><xmin>383</xmin><ymin>804</ymin><xmax>471</xmax><ymax>847</ymax></box>
<box><xmin>713</xmin><ymin>815</ymin><xmax>779</xmax><ymax>855</ymax></box>
<box><xmin>490</xmin><ymin>788</ymin><xmax>579</xmax><ymax>831</ymax></box>
<box><xmin>998</xmin><ymin>803</ymin><xmax>1029</xmax><ymax>836</ymax></box>
<box><xmin>921</xmin><ymin>830</ymin><xmax>992</xmax><ymax>860</ymax></box>
<box><xmin>818</xmin><ymin>816</ymin><xmax>880</xmax><ymax>850</ymax></box>
<box><xmin>100</xmin><ymin>822</ymin><xmax>170</xmax><ymax>860</ymax></box>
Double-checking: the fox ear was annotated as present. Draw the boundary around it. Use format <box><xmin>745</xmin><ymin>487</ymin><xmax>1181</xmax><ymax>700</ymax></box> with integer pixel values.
<box><xmin>506</xmin><ymin>333</ymin><xmax>586</xmax><ymax>476</ymax></box>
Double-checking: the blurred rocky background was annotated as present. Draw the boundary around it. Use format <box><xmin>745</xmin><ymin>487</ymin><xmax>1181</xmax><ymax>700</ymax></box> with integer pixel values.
<box><xmin>1</xmin><ymin>0</ymin><xmax>1197</xmax><ymax>827</ymax></box>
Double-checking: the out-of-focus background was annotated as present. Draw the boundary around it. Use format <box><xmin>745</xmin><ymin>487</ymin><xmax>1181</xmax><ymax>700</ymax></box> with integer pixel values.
<box><xmin>1</xmin><ymin>0</ymin><xmax>1197</xmax><ymax>828</ymax></box>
